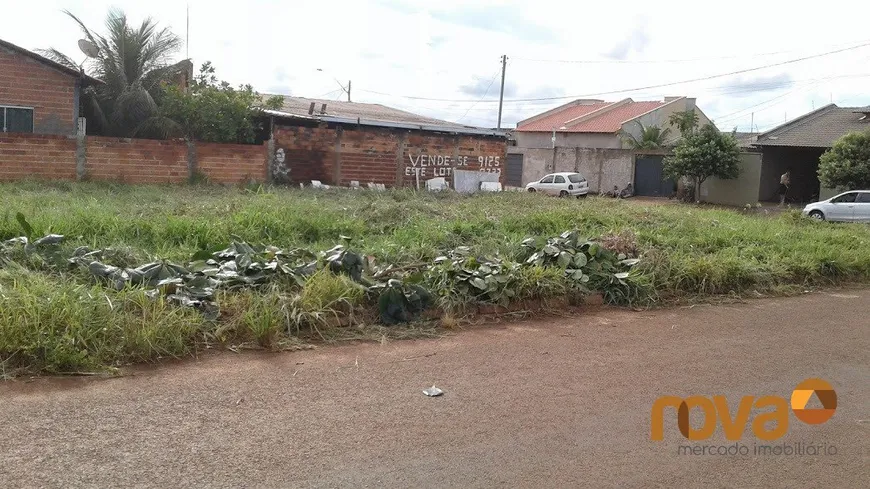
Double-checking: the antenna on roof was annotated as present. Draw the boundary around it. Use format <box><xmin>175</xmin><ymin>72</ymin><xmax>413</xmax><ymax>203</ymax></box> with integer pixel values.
<box><xmin>77</xmin><ymin>39</ymin><xmax>99</xmax><ymax>59</ymax></box>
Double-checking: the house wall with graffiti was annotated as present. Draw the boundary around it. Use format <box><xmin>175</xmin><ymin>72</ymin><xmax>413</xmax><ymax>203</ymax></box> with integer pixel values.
<box><xmin>271</xmin><ymin>121</ymin><xmax>507</xmax><ymax>188</ymax></box>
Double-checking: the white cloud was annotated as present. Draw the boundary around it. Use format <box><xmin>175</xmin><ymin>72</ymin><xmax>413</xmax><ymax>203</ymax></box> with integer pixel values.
<box><xmin>2</xmin><ymin>0</ymin><xmax>869</xmax><ymax>131</ymax></box>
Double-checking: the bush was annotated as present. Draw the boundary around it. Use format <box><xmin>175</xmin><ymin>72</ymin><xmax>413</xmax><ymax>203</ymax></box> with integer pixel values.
<box><xmin>818</xmin><ymin>130</ymin><xmax>870</xmax><ymax>190</ymax></box>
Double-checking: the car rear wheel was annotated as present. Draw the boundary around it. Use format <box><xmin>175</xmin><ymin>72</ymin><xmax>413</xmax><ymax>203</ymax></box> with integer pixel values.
<box><xmin>559</xmin><ymin>190</ymin><xmax>569</xmax><ymax>198</ymax></box>
<box><xmin>809</xmin><ymin>210</ymin><xmax>825</xmax><ymax>221</ymax></box>
<box><xmin>576</xmin><ymin>194</ymin><xmax>587</xmax><ymax>199</ymax></box>
<box><xmin>527</xmin><ymin>188</ymin><xmax>536</xmax><ymax>193</ymax></box>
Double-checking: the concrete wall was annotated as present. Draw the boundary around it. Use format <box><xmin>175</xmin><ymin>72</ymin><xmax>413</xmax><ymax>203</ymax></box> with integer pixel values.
<box><xmin>507</xmin><ymin>146</ymin><xmax>633</xmax><ymax>193</ymax></box>
<box><xmin>624</xmin><ymin>97</ymin><xmax>714</xmax><ymax>146</ymax></box>
<box><xmin>513</xmin><ymin>131</ymin><xmax>621</xmax><ymax>150</ymax></box>
<box><xmin>819</xmin><ymin>186</ymin><xmax>842</xmax><ymax>200</ymax></box>
<box><xmin>702</xmin><ymin>152</ymin><xmax>763</xmax><ymax>206</ymax></box>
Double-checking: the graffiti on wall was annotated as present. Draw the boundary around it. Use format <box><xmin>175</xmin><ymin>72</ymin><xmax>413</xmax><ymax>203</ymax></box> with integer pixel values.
<box><xmin>272</xmin><ymin>148</ymin><xmax>290</xmax><ymax>183</ymax></box>
<box><xmin>404</xmin><ymin>154</ymin><xmax>501</xmax><ymax>178</ymax></box>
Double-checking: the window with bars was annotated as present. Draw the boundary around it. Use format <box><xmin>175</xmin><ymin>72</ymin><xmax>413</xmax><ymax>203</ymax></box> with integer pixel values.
<box><xmin>1</xmin><ymin>106</ymin><xmax>35</xmax><ymax>133</ymax></box>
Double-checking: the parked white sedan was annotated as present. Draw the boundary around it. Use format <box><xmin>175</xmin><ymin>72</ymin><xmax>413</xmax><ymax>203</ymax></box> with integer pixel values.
<box><xmin>802</xmin><ymin>190</ymin><xmax>870</xmax><ymax>222</ymax></box>
<box><xmin>525</xmin><ymin>172</ymin><xmax>589</xmax><ymax>198</ymax></box>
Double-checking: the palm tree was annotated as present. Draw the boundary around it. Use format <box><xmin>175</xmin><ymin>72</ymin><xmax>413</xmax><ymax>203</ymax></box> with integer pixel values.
<box><xmin>621</xmin><ymin>122</ymin><xmax>672</xmax><ymax>150</ymax></box>
<box><xmin>668</xmin><ymin>110</ymin><xmax>699</xmax><ymax>138</ymax></box>
<box><xmin>39</xmin><ymin>8</ymin><xmax>184</xmax><ymax>137</ymax></box>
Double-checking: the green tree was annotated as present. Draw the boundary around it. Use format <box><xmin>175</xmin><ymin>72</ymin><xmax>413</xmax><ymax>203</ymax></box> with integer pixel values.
<box><xmin>621</xmin><ymin>122</ymin><xmax>672</xmax><ymax>150</ymax></box>
<box><xmin>154</xmin><ymin>62</ymin><xmax>285</xmax><ymax>143</ymax></box>
<box><xmin>39</xmin><ymin>8</ymin><xmax>184</xmax><ymax>137</ymax></box>
<box><xmin>818</xmin><ymin>130</ymin><xmax>870</xmax><ymax>190</ymax></box>
<box><xmin>668</xmin><ymin>109</ymin><xmax>699</xmax><ymax>138</ymax></box>
<box><xmin>663</xmin><ymin>124</ymin><xmax>741</xmax><ymax>201</ymax></box>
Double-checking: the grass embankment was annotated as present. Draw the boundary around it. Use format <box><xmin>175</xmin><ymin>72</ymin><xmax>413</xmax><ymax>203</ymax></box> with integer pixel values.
<box><xmin>2</xmin><ymin>182</ymin><xmax>869</xmax><ymax>374</ymax></box>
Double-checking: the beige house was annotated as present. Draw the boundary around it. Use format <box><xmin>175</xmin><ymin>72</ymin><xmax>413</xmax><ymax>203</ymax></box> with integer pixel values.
<box><xmin>513</xmin><ymin>96</ymin><xmax>712</xmax><ymax>149</ymax></box>
<box><xmin>505</xmin><ymin>96</ymin><xmax>712</xmax><ymax>196</ymax></box>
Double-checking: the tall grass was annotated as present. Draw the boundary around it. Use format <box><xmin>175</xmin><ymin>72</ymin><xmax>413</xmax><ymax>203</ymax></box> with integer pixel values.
<box><xmin>2</xmin><ymin>183</ymin><xmax>870</xmax><ymax>373</ymax></box>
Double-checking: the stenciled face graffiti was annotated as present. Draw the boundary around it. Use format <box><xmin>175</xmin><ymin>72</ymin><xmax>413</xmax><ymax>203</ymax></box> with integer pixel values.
<box><xmin>272</xmin><ymin>148</ymin><xmax>290</xmax><ymax>183</ymax></box>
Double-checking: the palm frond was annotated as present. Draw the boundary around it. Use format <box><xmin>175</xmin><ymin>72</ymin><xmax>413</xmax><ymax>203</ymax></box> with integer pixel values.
<box><xmin>34</xmin><ymin>48</ymin><xmax>80</xmax><ymax>71</ymax></box>
<box><xmin>134</xmin><ymin>115</ymin><xmax>184</xmax><ymax>140</ymax></box>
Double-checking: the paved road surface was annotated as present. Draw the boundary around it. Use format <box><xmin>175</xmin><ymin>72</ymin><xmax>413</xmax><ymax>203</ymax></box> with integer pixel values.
<box><xmin>2</xmin><ymin>290</ymin><xmax>868</xmax><ymax>488</ymax></box>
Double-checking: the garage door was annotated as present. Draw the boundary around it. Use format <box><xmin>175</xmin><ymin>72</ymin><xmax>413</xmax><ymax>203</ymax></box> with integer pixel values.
<box><xmin>634</xmin><ymin>155</ymin><xmax>675</xmax><ymax>197</ymax></box>
<box><xmin>505</xmin><ymin>154</ymin><xmax>524</xmax><ymax>187</ymax></box>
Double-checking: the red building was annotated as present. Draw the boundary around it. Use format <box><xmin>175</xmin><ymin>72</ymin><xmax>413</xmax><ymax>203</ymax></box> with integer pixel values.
<box><xmin>0</xmin><ymin>38</ymin><xmax>101</xmax><ymax>135</ymax></box>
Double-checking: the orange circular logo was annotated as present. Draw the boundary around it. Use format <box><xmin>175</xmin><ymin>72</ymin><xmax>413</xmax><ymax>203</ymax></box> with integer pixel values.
<box><xmin>791</xmin><ymin>378</ymin><xmax>837</xmax><ymax>425</ymax></box>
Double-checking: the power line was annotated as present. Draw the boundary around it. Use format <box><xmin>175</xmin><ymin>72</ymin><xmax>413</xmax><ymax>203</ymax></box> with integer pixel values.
<box><xmin>511</xmin><ymin>37</ymin><xmax>870</xmax><ymax>64</ymax></box>
<box><xmin>455</xmin><ymin>66</ymin><xmax>502</xmax><ymax>123</ymax></box>
<box><xmin>371</xmin><ymin>73</ymin><xmax>870</xmax><ymax>114</ymax></box>
<box><xmin>712</xmin><ymin>71</ymin><xmax>870</xmax><ymax>124</ymax></box>
<box><xmin>357</xmin><ymin>40</ymin><xmax>870</xmax><ymax>104</ymax></box>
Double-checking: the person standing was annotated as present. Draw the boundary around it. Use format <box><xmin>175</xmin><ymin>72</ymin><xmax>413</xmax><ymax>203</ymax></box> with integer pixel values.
<box><xmin>779</xmin><ymin>168</ymin><xmax>791</xmax><ymax>206</ymax></box>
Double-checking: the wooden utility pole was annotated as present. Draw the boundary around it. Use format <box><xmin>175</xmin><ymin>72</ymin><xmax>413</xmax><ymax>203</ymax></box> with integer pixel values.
<box><xmin>497</xmin><ymin>55</ymin><xmax>507</xmax><ymax>129</ymax></box>
<box><xmin>347</xmin><ymin>80</ymin><xmax>351</xmax><ymax>102</ymax></box>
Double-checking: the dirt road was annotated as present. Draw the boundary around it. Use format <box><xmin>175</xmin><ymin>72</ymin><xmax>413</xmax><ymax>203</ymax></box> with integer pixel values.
<box><xmin>2</xmin><ymin>290</ymin><xmax>868</xmax><ymax>488</ymax></box>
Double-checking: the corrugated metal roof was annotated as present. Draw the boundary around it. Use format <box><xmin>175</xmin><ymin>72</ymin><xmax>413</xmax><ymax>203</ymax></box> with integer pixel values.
<box><xmin>754</xmin><ymin>104</ymin><xmax>870</xmax><ymax>148</ymax></box>
<box><xmin>267</xmin><ymin>95</ymin><xmax>467</xmax><ymax>127</ymax></box>
<box><xmin>515</xmin><ymin>99</ymin><xmax>666</xmax><ymax>133</ymax></box>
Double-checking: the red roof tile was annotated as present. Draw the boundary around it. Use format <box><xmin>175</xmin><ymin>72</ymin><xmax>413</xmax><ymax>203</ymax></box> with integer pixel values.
<box><xmin>516</xmin><ymin>100</ymin><xmax>665</xmax><ymax>133</ymax></box>
<box><xmin>516</xmin><ymin>102</ymin><xmax>611</xmax><ymax>132</ymax></box>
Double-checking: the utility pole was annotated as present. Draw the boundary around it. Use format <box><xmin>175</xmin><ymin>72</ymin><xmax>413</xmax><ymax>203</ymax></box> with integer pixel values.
<box><xmin>347</xmin><ymin>80</ymin><xmax>351</xmax><ymax>102</ymax></box>
<box><xmin>497</xmin><ymin>54</ymin><xmax>507</xmax><ymax>129</ymax></box>
<box><xmin>750</xmin><ymin>112</ymin><xmax>754</xmax><ymax>134</ymax></box>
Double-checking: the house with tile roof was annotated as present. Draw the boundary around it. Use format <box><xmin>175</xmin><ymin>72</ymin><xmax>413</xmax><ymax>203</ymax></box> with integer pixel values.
<box><xmin>752</xmin><ymin>104</ymin><xmax>870</xmax><ymax>202</ymax></box>
<box><xmin>513</xmin><ymin>96</ymin><xmax>712</xmax><ymax>149</ymax></box>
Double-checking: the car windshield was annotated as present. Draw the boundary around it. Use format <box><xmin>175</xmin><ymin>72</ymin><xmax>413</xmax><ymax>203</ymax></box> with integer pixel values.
<box><xmin>567</xmin><ymin>174</ymin><xmax>585</xmax><ymax>183</ymax></box>
<box><xmin>832</xmin><ymin>193</ymin><xmax>857</xmax><ymax>203</ymax></box>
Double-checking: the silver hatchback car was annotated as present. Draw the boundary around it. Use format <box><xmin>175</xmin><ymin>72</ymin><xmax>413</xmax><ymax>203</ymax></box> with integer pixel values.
<box><xmin>525</xmin><ymin>172</ymin><xmax>589</xmax><ymax>198</ymax></box>
<box><xmin>802</xmin><ymin>190</ymin><xmax>870</xmax><ymax>222</ymax></box>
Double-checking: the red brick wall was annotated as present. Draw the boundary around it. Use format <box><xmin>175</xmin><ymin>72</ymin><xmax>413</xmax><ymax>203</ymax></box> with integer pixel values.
<box><xmin>86</xmin><ymin>137</ymin><xmax>188</xmax><ymax>184</ymax></box>
<box><xmin>0</xmin><ymin>46</ymin><xmax>77</xmax><ymax>135</ymax></box>
<box><xmin>0</xmin><ymin>133</ymin><xmax>76</xmax><ymax>181</ymax></box>
<box><xmin>197</xmin><ymin>142</ymin><xmax>267</xmax><ymax>183</ymax></box>
<box><xmin>401</xmin><ymin>133</ymin><xmax>506</xmax><ymax>187</ymax></box>
<box><xmin>338</xmin><ymin>127</ymin><xmax>401</xmax><ymax>186</ymax></box>
<box><xmin>273</xmin><ymin>122</ymin><xmax>507</xmax><ymax>188</ymax></box>
<box><xmin>272</xmin><ymin>125</ymin><xmax>336</xmax><ymax>184</ymax></box>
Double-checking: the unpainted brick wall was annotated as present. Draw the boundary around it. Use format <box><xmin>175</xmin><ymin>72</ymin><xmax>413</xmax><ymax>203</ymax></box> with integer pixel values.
<box><xmin>197</xmin><ymin>142</ymin><xmax>267</xmax><ymax>183</ymax></box>
<box><xmin>0</xmin><ymin>133</ymin><xmax>76</xmax><ymax>181</ymax></box>
<box><xmin>1</xmin><ymin>134</ymin><xmax>269</xmax><ymax>184</ymax></box>
<box><xmin>272</xmin><ymin>125</ymin><xmax>335</xmax><ymax>184</ymax></box>
<box><xmin>86</xmin><ymin>137</ymin><xmax>188</xmax><ymax>183</ymax></box>
<box><xmin>0</xmin><ymin>46</ymin><xmax>77</xmax><ymax>135</ymax></box>
<box><xmin>272</xmin><ymin>122</ymin><xmax>507</xmax><ymax>188</ymax></box>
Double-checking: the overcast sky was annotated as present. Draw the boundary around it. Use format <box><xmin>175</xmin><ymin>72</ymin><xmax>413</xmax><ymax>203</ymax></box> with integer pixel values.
<box><xmin>4</xmin><ymin>0</ymin><xmax>869</xmax><ymax>131</ymax></box>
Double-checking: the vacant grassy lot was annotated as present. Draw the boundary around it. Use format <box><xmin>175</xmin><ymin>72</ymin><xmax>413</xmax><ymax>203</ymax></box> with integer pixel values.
<box><xmin>2</xmin><ymin>182</ymin><xmax>869</xmax><ymax>374</ymax></box>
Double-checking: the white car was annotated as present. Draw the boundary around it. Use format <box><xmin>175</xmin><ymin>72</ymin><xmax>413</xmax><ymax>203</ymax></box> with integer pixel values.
<box><xmin>526</xmin><ymin>172</ymin><xmax>589</xmax><ymax>198</ymax></box>
<box><xmin>802</xmin><ymin>190</ymin><xmax>870</xmax><ymax>222</ymax></box>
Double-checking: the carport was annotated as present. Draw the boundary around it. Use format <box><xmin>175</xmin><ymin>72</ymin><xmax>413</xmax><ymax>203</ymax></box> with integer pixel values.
<box><xmin>753</xmin><ymin>104</ymin><xmax>870</xmax><ymax>203</ymax></box>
